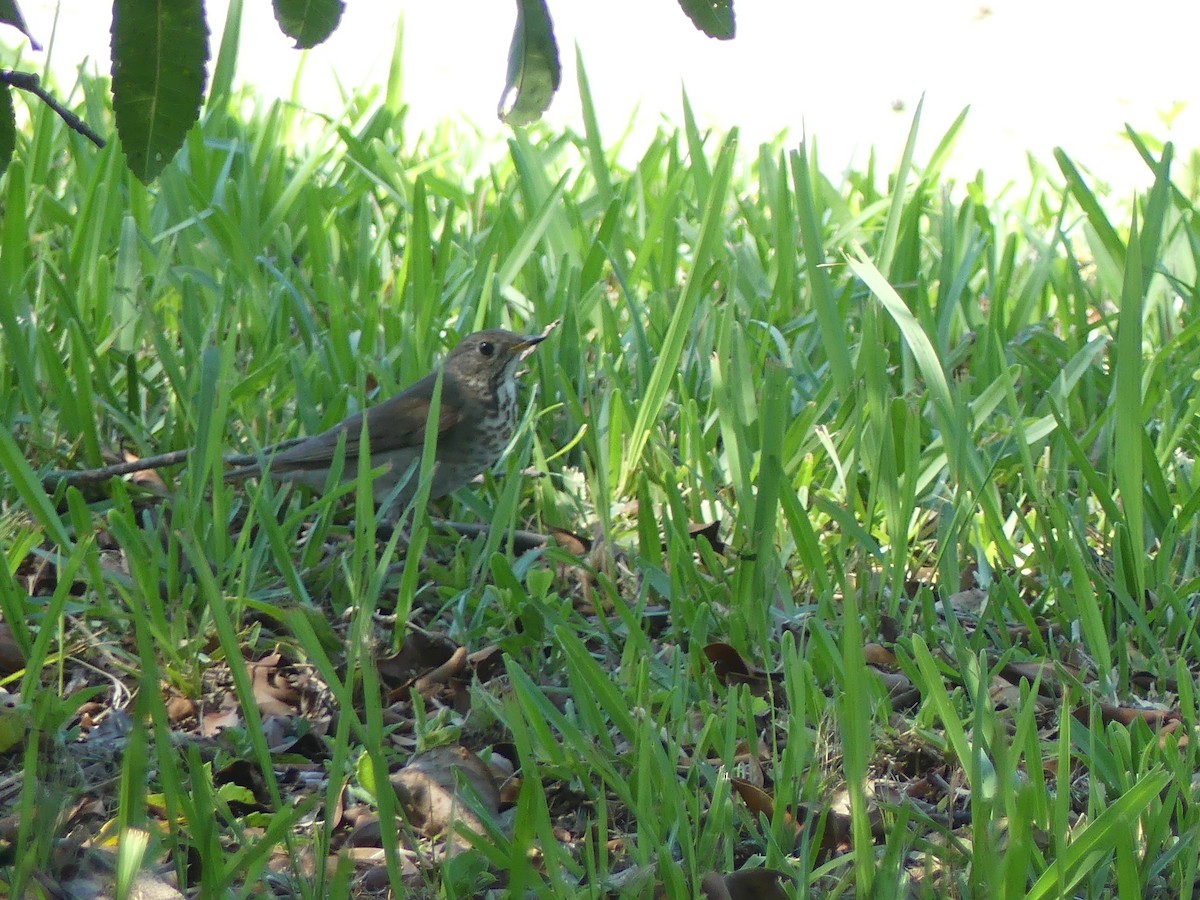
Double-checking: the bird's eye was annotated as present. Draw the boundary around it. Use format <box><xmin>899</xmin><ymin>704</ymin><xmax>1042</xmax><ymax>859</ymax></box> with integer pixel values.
<box><xmin>478</xmin><ymin>340</ymin><xmax>495</xmax><ymax>358</ymax></box>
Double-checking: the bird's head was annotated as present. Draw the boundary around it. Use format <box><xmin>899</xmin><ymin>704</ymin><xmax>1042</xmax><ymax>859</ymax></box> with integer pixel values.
<box><xmin>442</xmin><ymin>328</ymin><xmax>547</xmax><ymax>392</ymax></box>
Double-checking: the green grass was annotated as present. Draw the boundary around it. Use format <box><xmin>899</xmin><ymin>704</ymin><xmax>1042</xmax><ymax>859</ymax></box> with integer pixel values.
<box><xmin>3</xmin><ymin>48</ymin><xmax>1200</xmax><ymax>899</ymax></box>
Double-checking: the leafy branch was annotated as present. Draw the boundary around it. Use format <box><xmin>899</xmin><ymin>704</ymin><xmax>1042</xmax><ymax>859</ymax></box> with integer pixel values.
<box><xmin>0</xmin><ymin>0</ymin><xmax>736</xmax><ymax>183</ymax></box>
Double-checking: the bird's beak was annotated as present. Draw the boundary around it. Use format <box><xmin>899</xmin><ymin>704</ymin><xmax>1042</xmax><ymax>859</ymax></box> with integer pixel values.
<box><xmin>514</xmin><ymin>332</ymin><xmax>548</xmax><ymax>360</ymax></box>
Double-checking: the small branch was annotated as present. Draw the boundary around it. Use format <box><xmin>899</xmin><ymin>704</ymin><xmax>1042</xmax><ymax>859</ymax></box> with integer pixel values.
<box><xmin>0</xmin><ymin>70</ymin><xmax>107</xmax><ymax>148</ymax></box>
<box><xmin>45</xmin><ymin>448</ymin><xmax>194</xmax><ymax>486</ymax></box>
<box><xmin>42</xmin><ymin>438</ymin><xmax>313</xmax><ymax>488</ymax></box>
<box><xmin>430</xmin><ymin>519</ymin><xmax>549</xmax><ymax>553</ymax></box>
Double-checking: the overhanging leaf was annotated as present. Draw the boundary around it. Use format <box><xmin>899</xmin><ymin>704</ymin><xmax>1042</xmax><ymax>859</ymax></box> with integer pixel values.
<box><xmin>0</xmin><ymin>0</ymin><xmax>40</xmax><ymax>50</ymax></box>
<box><xmin>677</xmin><ymin>0</ymin><xmax>735</xmax><ymax>39</ymax></box>
<box><xmin>272</xmin><ymin>0</ymin><xmax>344</xmax><ymax>50</ymax></box>
<box><xmin>0</xmin><ymin>84</ymin><xmax>14</xmax><ymax>179</ymax></box>
<box><xmin>498</xmin><ymin>0</ymin><xmax>561</xmax><ymax>126</ymax></box>
<box><xmin>111</xmin><ymin>0</ymin><xmax>210</xmax><ymax>184</ymax></box>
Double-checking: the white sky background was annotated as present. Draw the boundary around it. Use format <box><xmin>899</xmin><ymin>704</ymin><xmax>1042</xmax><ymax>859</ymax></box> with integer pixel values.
<box><xmin>15</xmin><ymin>0</ymin><xmax>1200</xmax><ymax>194</ymax></box>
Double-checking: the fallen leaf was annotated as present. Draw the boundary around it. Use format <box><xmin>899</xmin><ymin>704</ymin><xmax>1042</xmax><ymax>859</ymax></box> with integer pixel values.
<box><xmin>700</xmin><ymin>871</ymin><xmax>733</xmax><ymax>900</ymax></box>
<box><xmin>730</xmin><ymin>779</ymin><xmax>800</xmax><ymax>840</ymax></box>
<box><xmin>938</xmin><ymin>588</ymin><xmax>987</xmax><ymax>616</ymax></box>
<box><xmin>701</xmin><ymin>867</ymin><xmax>792</xmax><ymax>900</ymax></box>
<box><xmin>705</xmin><ymin>643</ymin><xmax>751</xmax><ymax>679</ymax></box>
<box><xmin>122</xmin><ymin>450</ymin><xmax>169</xmax><ymax>492</ymax></box>
<box><xmin>165</xmin><ymin>692</ymin><xmax>197</xmax><ymax>725</ymax></box>
<box><xmin>870</xmin><ymin>666</ymin><xmax>919</xmax><ymax>707</ymax></box>
<box><xmin>378</xmin><ymin>629</ymin><xmax>460</xmax><ymax>693</ymax></box>
<box><xmin>1000</xmin><ymin>660</ymin><xmax>1076</xmax><ymax>699</ymax></box>
<box><xmin>864</xmin><ymin>643</ymin><xmax>899</xmax><ymax>667</ymax></box>
<box><xmin>467</xmin><ymin>645</ymin><xmax>506</xmax><ymax>682</ymax></box>
<box><xmin>1078</xmin><ymin>703</ymin><xmax>1180</xmax><ymax>728</ymax></box>
<box><xmin>878</xmin><ymin>615</ymin><xmax>902</xmax><ymax>644</ymax></box>
<box><xmin>704</xmin><ymin>643</ymin><xmax>779</xmax><ymax>695</ymax></box>
<box><xmin>687</xmin><ymin>520</ymin><xmax>726</xmax><ymax>554</ymax></box>
<box><xmin>548</xmin><ymin>525</ymin><xmax>590</xmax><ymax>555</ymax></box>
<box><xmin>199</xmin><ymin>700</ymin><xmax>242</xmax><ymax>737</ymax></box>
<box><xmin>0</xmin><ymin>621</ymin><xmax>26</xmax><ymax>673</ymax></box>
<box><xmin>412</xmin><ymin>645</ymin><xmax>467</xmax><ymax>692</ymax></box>
<box><xmin>988</xmin><ymin>674</ymin><xmax>1023</xmax><ymax>709</ymax></box>
<box><xmin>390</xmin><ymin>745</ymin><xmax>500</xmax><ymax>844</ymax></box>
<box><xmin>249</xmin><ymin>654</ymin><xmax>299</xmax><ymax>717</ymax></box>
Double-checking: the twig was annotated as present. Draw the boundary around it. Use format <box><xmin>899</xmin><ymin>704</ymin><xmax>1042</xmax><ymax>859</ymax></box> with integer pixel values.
<box><xmin>0</xmin><ymin>69</ymin><xmax>107</xmax><ymax>148</ymax></box>
<box><xmin>45</xmin><ymin>448</ymin><xmax>194</xmax><ymax>486</ymax></box>
<box><xmin>41</xmin><ymin>438</ymin><xmax>310</xmax><ymax>488</ymax></box>
<box><xmin>430</xmin><ymin>519</ymin><xmax>550</xmax><ymax>553</ymax></box>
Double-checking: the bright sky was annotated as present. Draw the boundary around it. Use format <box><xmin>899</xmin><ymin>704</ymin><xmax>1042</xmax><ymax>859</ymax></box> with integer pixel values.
<box><xmin>14</xmin><ymin>1</ymin><xmax>1200</xmax><ymax>194</ymax></box>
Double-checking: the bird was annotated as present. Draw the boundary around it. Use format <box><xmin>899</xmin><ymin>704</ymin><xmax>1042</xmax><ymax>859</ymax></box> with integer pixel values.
<box><xmin>224</xmin><ymin>329</ymin><xmax>548</xmax><ymax>518</ymax></box>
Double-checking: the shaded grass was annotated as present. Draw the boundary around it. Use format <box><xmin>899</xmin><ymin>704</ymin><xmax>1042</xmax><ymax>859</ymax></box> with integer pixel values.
<box><xmin>2</xmin><ymin>51</ymin><xmax>1200</xmax><ymax>899</ymax></box>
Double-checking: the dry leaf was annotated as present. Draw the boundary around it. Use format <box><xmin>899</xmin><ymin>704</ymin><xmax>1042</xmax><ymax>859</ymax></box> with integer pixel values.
<box><xmin>0</xmin><ymin>621</ymin><xmax>26</xmax><ymax>674</ymax></box>
<box><xmin>1079</xmin><ymin>703</ymin><xmax>1179</xmax><ymax>728</ymax></box>
<box><xmin>165</xmin><ymin>692</ymin><xmax>197</xmax><ymax>725</ymax></box>
<box><xmin>249</xmin><ymin>654</ymin><xmax>299</xmax><ymax>717</ymax></box>
<box><xmin>199</xmin><ymin>699</ymin><xmax>242</xmax><ymax>737</ymax></box>
<box><xmin>378</xmin><ymin>629</ymin><xmax>461</xmax><ymax>697</ymax></box>
<box><xmin>1000</xmin><ymin>660</ymin><xmax>1076</xmax><ymax>699</ymax></box>
<box><xmin>704</xmin><ymin>643</ymin><xmax>779</xmax><ymax>695</ymax></box>
<box><xmin>548</xmin><ymin>525</ymin><xmax>591</xmax><ymax>555</ymax></box>
<box><xmin>701</xmin><ymin>868</ymin><xmax>792</xmax><ymax>900</ymax></box>
<box><xmin>467</xmin><ymin>644</ymin><xmax>506</xmax><ymax>682</ymax></box>
<box><xmin>939</xmin><ymin>588</ymin><xmax>987</xmax><ymax>616</ymax></box>
<box><xmin>123</xmin><ymin>450</ymin><xmax>169</xmax><ymax>492</ymax></box>
<box><xmin>413</xmin><ymin>645</ymin><xmax>468</xmax><ymax>693</ymax></box>
<box><xmin>871</xmin><ymin>666</ymin><xmax>919</xmax><ymax>707</ymax></box>
<box><xmin>390</xmin><ymin>745</ymin><xmax>500</xmax><ymax>843</ymax></box>
<box><xmin>863</xmin><ymin>643</ymin><xmax>899</xmax><ymax>667</ymax></box>
<box><xmin>687</xmin><ymin>520</ymin><xmax>726</xmax><ymax>555</ymax></box>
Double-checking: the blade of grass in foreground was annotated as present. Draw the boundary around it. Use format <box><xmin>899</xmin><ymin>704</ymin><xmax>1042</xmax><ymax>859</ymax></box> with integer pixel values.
<box><xmin>1055</xmin><ymin>148</ymin><xmax>1125</xmax><ymax>268</ymax></box>
<box><xmin>791</xmin><ymin>141</ymin><xmax>852</xmax><ymax>396</ymax></box>
<box><xmin>0</xmin><ymin>428</ymin><xmax>71</xmax><ymax>547</ymax></box>
<box><xmin>1025</xmin><ymin>768</ymin><xmax>1169</xmax><ymax>900</ymax></box>
<box><xmin>839</xmin><ymin>580</ymin><xmax>874</xmax><ymax>895</ymax></box>
<box><xmin>1113</xmin><ymin>213</ymin><xmax>1145</xmax><ymax>601</ymax></box>
<box><xmin>876</xmin><ymin>96</ymin><xmax>922</xmax><ymax>276</ymax></box>
<box><xmin>576</xmin><ymin>52</ymin><xmax>612</xmax><ymax>204</ymax></box>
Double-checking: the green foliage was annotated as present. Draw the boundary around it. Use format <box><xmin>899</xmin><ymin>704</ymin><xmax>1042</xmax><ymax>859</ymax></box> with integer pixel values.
<box><xmin>0</xmin><ymin>0</ymin><xmax>739</xmax><ymax>182</ymax></box>
<box><xmin>498</xmin><ymin>0</ymin><xmax>562</xmax><ymax>126</ymax></box>
<box><xmin>0</xmin><ymin>82</ymin><xmax>11</xmax><ymax>181</ymax></box>
<box><xmin>3</xmin><ymin>54</ymin><xmax>1200</xmax><ymax>897</ymax></box>
<box><xmin>110</xmin><ymin>0</ymin><xmax>210</xmax><ymax>183</ymax></box>
<box><xmin>678</xmin><ymin>0</ymin><xmax>736</xmax><ymax>39</ymax></box>
<box><xmin>0</xmin><ymin>0</ymin><xmax>36</xmax><ymax>49</ymax></box>
<box><xmin>272</xmin><ymin>0</ymin><xmax>345</xmax><ymax>50</ymax></box>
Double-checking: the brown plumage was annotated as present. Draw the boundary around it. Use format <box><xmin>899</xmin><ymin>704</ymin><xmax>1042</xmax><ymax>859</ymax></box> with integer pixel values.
<box><xmin>224</xmin><ymin>329</ymin><xmax>547</xmax><ymax>517</ymax></box>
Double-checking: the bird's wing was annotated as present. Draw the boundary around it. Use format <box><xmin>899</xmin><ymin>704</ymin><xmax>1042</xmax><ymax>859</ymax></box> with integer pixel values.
<box><xmin>261</xmin><ymin>376</ymin><xmax>463</xmax><ymax>472</ymax></box>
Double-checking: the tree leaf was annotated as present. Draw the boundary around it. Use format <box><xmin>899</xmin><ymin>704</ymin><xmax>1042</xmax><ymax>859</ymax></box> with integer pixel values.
<box><xmin>0</xmin><ymin>0</ymin><xmax>40</xmax><ymax>50</ymax></box>
<box><xmin>272</xmin><ymin>0</ymin><xmax>344</xmax><ymax>50</ymax></box>
<box><xmin>498</xmin><ymin>0</ymin><xmax>561</xmax><ymax>126</ymax></box>
<box><xmin>0</xmin><ymin>84</ymin><xmax>13</xmax><ymax>180</ymax></box>
<box><xmin>677</xmin><ymin>0</ymin><xmax>736</xmax><ymax>39</ymax></box>
<box><xmin>110</xmin><ymin>0</ymin><xmax>210</xmax><ymax>184</ymax></box>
